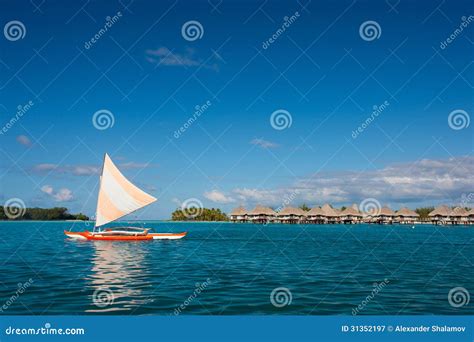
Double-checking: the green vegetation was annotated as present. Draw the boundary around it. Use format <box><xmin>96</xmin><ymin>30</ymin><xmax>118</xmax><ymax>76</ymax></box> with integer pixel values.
<box><xmin>171</xmin><ymin>208</ymin><xmax>228</xmax><ymax>221</ymax></box>
<box><xmin>0</xmin><ymin>207</ymin><xmax>89</xmax><ymax>221</ymax></box>
<box><xmin>415</xmin><ymin>207</ymin><xmax>435</xmax><ymax>220</ymax></box>
<box><xmin>299</xmin><ymin>204</ymin><xmax>311</xmax><ymax>212</ymax></box>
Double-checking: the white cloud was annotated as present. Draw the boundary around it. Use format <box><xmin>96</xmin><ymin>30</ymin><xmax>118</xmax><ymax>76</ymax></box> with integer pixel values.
<box><xmin>32</xmin><ymin>161</ymin><xmax>150</xmax><ymax>176</ymax></box>
<box><xmin>146</xmin><ymin>47</ymin><xmax>218</xmax><ymax>70</ymax></box>
<box><xmin>41</xmin><ymin>185</ymin><xmax>54</xmax><ymax>195</ymax></box>
<box><xmin>204</xmin><ymin>190</ymin><xmax>235</xmax><ymax>204</ymax></box>
<box><xmin>53</xmin><ymin>188</ymin><xmax>74</xmax><ymax>202</ymax></box>
<box><xmin>230</xmin><ymin>156</ymin><xmax>474</xmax><ymax>207</ymax></box>
<box><xmin>250</xmin><ymin>138</ymin><xmax>279</xmax><ymax>149</ymax></box>
<box><xmin>16</xmin><ymin>135</ymin><xmax>32</xmax><ymax>147</ymax></box>
<box><xmin>41</xmin><ymin>185</ymin><xmax>74</xmax><ymax>202</ymax></box>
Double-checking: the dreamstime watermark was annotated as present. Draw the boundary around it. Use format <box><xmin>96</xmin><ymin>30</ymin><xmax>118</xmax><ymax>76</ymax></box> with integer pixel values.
<box><xmin>460</xmin><ymin>193</ymin><xmax>474</xmax><ymax>207</ymax></box>
<box><xmin>0</xmin><ymin>100</ymin><xmax>34</xmax><ymax>135</ymax></box>
<box><xmin>5</xmin><ymin>323</ymin><xmax>85</xmax><ymax>336</ymax></box>
<box><xmin>270</xmin><ymin>287</ymin><xmax>292</xmax><ymax>308</ymax></box>
<box><xmin>3</xmin><ymin>198</ymin><xmax>26</xmax><ymax>219</ymax></box>
<box><xmin>174</xmin><ymin>100</ymin><xmax>212</xmax><ymax>139</ymax></box>
<box><xmin>352</xmin><ymin>279</ymin><xmax>389</xmax><ymax>315</ymax></box>
<box><xmin>359</xmin><ymin>198</ymin><xmax>382</xmax><ymax>216</ymax></box>
<box><xmin>0</xmin><ymin>278</ymin><xmax>34</xmax><ymax>313</ymax></box>
<box><xmin>448</xmin><ymin>109</ymin><xmax>470</xmax><ymax>130</ymax></box>
<box><xmin>173</xmin><ymin>278</ymin><xmax>212</xmax><ymax>315</ymax></box>
<box><xmin>274</xmin><ymin>190</ymin><xmax>301</xmax><ymax>215</ymax></box>
<box><xmin>352</xmin><ymin>101</ymin><xmax>390</xmax><ymax>139</ymax></box>
<box><xmin>181</xmin><ymin>20</ymin><xmax>204</xmax><ymax>41</ymax></box>
<box><xmin>84</xmin><ymin>11</ymin><xmax>123</xmax><ymax>49</ymax></box>
<box><xmin>262</xmin><ymin>11</ymin><xmax>300</xmax><ymax>49</ymax></box>
<box><xmin>270</xmin><ymin>109</ymin><xmax>292</xmax><ymax>130</ymax></box>
<box><xmin>4</xmin><ymin>20</ymin><xmax>26</xmax><ymax>41</ymax></box>
<box><xmin>448</xmin><ymin>287</ymin><xmax>470</xmax><ymax>308</ymax></box>
<box><xmin>92</xmin><ymin>287</ymin><xmax>114</xmax><ymax>308</ymax></box>
<box><xmin>440</xmin><ymin>16</ymin><xmax>474</xmax><ymax>50</ymax></box>
<box><xmin>359</xmin><ymin>20</ymin><xmax>381</xmax><ymax>41</ymax></box>
<box><xmin>92</xmin><ymin>109</ymin><xmax>115</xmax><ymax>130</ymax></box>
<box><xmin>181</xmin><ymin>198</ymin><xmax>204</xmax><ymax>219</ymax></box>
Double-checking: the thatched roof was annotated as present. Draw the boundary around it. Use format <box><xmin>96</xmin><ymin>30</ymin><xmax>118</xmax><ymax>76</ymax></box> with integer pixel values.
<box><xmin>321</xmin><ymin>203</ymin><xmax>339</xmax><ymax>217</ymax></box>
<box><xmin>307</xmin><ymin>206</ymin><xmax>325</xmax><ymax>216</ymax></box>
<box><xmin>249</xmin><ymin>205</ymin><xmax>276</xmax><ymax>216</ymax></box>
<box><xmin>428</xmin><ymin>205</ymin><xmax>451</xmax><ymax>217</ymax></box>
<box><xmin>277</xmin><ymin>206</ymin><xmax>306</xmax><ymax>216</ymax></box>
<box><xmin>467</xmin><ymin>208</ymin><xmax>474</xmax><ymax>216</ymax></box>
<box><xmin>378</xmin><ymin>206</ymin><xmax>395</xmax><ymax>216</ymax></box>
<box><xmin>450</xmin><ymin>207</ymin><xmax>469</xmax><ymax>217</ymax></box>
<box><xmin>395</xmin><ymin>207</ymin><xmax>419</xmax><ymax>217</ymax></box>
<box><xmin>230</xmin><ymin>206</ymin><xmax>247</xmax><ymax>216</ymax></box>
<box><xmin>339</xmin><ymin>205</ymin><xmax>362</xmax><ymax>217</ymax></box>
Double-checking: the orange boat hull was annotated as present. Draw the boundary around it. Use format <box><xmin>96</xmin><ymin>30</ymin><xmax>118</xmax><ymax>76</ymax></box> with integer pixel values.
<box><xmin>64</xmin><ymin>231</ymin><xmax>187</xmax><ymax>241</ymax></box>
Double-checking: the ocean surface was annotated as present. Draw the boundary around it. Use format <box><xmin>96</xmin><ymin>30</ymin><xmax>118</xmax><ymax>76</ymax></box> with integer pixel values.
<box><xmin>0</xmin><ymin>221</ymin><xmax>472</xmax><ymax>315</ymax></box>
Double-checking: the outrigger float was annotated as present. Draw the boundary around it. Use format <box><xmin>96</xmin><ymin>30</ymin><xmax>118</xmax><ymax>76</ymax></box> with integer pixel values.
<box><xmin>65</xmin><ymin>153</ymin><xmax>187</xmax><ymax>241</ymax></box>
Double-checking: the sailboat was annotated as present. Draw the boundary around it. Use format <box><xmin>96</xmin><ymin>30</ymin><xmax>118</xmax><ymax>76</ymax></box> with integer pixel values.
<box><xmin>64</xmin><ymin>153</ymin><xmax>187</xmax><ymax>241</ymax></box>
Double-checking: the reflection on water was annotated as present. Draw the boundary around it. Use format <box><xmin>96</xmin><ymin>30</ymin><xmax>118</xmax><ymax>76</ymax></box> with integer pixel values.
<box><xmin>86</xmin><ymin>242</ymin><xmax>154</xmax><ymax>313</ymax></box>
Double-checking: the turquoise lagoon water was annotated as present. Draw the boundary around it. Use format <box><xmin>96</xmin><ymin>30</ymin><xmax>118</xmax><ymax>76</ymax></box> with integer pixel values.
<box><xmin>0</xmin><ymin>221</ymin><xmax>472</xmax><ymax>315</ymax></box>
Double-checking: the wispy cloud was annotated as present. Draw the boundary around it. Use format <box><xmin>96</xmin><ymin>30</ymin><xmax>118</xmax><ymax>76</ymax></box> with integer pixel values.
<box><xmin>250</xmin><ymin>138</ymin><xmax>279</xmax><ymax>149</ymax></box>
<box><xmin>145</xmin><ymin>47</ymin><xmax>218</xmax><ymax>71</ymax></box>
<box><xmin>226</xmin><ymin>156</ymin><xmax>474</xmax><ymax>207</ymax></box>
<box><xmin>41</xmin><ymin>185</ymin><xmax>74</xmax><ymax>202</ymax></box>
<box><xmin>204</xmin><ymin>190</ymin><xmax>235</xmax><ymax>204</ymax></box>
<box><xmin>32</xmin><ymin>161</ymin><xmax>152</xmax><ymax>176</ymax></box>
<box><xmin>16</xmin><ymin>135</ymin><xmax>32</xmax><ymax>147</ymax></box>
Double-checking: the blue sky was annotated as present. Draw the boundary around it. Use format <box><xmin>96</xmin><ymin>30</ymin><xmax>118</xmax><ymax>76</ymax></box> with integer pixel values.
<box><xmin>0</xmin><ymin>0</ymin><xmax>473</xmax><ymax>219</ymax></box>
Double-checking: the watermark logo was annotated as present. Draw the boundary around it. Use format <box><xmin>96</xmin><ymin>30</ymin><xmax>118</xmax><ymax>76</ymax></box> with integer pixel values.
<box><xmin>0</xmin><ymin>278</ymin><xmax>34</xmax><ymax>313</ymax></box>
<box><xmin>359</xmin><ymin>198</ymin><xmax>381</xmax><ymax>216</ymax></box>
<box><xmin>174</xmin><ymin>278</ymin><xmax>212</xmax><ymax>315</ymax></box>
<box><xmin>174</xmin><ymin>100</ymin><xmax>212</xmax><ymax>139</ymax></box>
<box><xmin>92</xmin><ymin>287</ymin><xmax>114</xmax><ymax>308</ymax></box>
<box><xmin>352</xmin><ymin>101</ymin><xmax>390</xmax><ymax>139</ymax></box>
<box><xmin>0</xmin><ymin>100</ymin><xmax>35</xmax><ymax>136</ymax></box>
<box><xmin>270</xmin><ymin>109</ymin><xmax>292</xmax><ymax>130</ymax></box>
<box><xmin>359</xmin><ymin>20</ymin><xmax>381</xmax><ymax>41</ymax></box>
<box><xmin>448</xmin><ymin>287</ymin><xmax>470</xmax><ymax>308</ymax></box>
<box><xmin>4</xmin><ymin>20</ymin><xmax>26</xmax><ymax>41</ymax></box>
<box><xmin>92</xmin><ymin>109</ymin><xmax>115</xmax><ymax>130</ymax></box>
<box><xmin>3</xmin><ymin>198</ymin><xmax>26</xmax><ymax>219</ymax></box>
<box><xmin>270</xmin><ymin>287</ymin><xmax>292</xmax><ymax>308</ymax></box>
<box><xmin>440</xmin><ymin>16</ymin><xmax>474</xmax><ymax>49</ymax></box>
<box><xmin>181</xmin><ymin>198</ymin><xmax>204</xmax><ymax>218</ymax></box>
<box><xmin>262</xmin><ymin>11</ymin><xmax>300</xmax><ymax>50</ymax></box>
<box><xmin>448</xmin><ymin>109</ymin><xmax>470</xmax><ymax>130</ymax></box>
<box><xmin>181</xmin><ymin>20</ymin><xmax>204</xmax><ymax>41</ymax></box>
<box><xmin>352</xmin><ymin>279</ymin><xmax>389</xmax><ymax>315</ymax></box>
<box><xmin>84</xmin><ymin>11</ymin><xmax>123</xmax><ymax>49</ymax></box>
<box><xmin>460</xmin><ymin>193</ymin><xmax>474</xmax><ymax>207</ymax></box>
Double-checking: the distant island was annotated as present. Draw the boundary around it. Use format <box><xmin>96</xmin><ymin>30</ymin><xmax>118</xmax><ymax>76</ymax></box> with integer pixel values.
<box><xmin>0</xmin><ymin>206</ymin><xmax>89</xmax><ymax>221</ymax></box>
<box><xmin>171</xmin><ymin>208</ymin><xmax>228</xmax><ymax>222</ymax></box>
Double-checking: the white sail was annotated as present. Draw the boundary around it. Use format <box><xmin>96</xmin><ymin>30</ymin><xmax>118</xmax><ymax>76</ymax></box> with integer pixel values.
<box><xmin>95</xmin><ymin>154</ymin><xmax>156</xmax><ymax>227</ymax></box>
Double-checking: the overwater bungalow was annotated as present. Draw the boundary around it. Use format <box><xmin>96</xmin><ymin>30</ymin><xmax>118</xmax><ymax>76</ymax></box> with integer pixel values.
<box><xmin>277</xmin><ymin>206</ymin><xmax>306</xmax><ymax>224</ymax></box>
<box><xmin>428</xmin><ymin>205</ymin><xmax>451</xmax><ymax>225</ymax></box>
<box><xmin>321</xmin><ymin>203</ymin><xmax>340</xmax><ymax>224</ymax></box>
<box><xmin>339</xmin><ymin>204</ymin><xmax>363</xmax><ymax>224</ymax></box>
<box><xmin>394</xmin><ymin>207</ymin><xmax>420</xmax><ymax>224</ymax></box>
<box><xmin>467</xmin><ymin>208</ymin><xmax>474</xmax><ymax>225</ymax></box>
<box><xmin>449</xmin><ymin>207</ymin><xmax>469</xmax><ymax>225</ymax></box>
<box><xmin>306</xmin><ymin>206</ymin><xmax>326</xmax><ymax>224</ymax></box>
<box><xmin>374</xmin><ymin>206</ymin><xmax>395</xmax><ymax>224</ymax></box>
<box><xmin>247</xmin><ymin>205</ymin><xmax>276</xmax><ymax>224</ymax></box>
<box><xmin>230</xmin><ymin>206</ymin><xmax>247</xmax><ymax>223</ymax></box>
